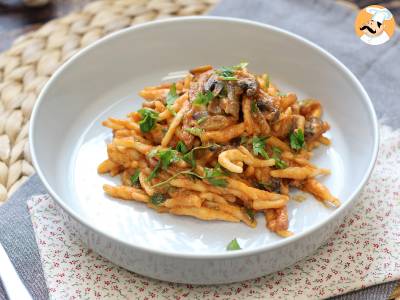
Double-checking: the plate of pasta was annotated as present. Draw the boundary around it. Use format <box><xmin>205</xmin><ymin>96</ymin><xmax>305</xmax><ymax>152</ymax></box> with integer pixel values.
<box><xmin>99</xmin><ymin>62</ymin><xmax>340</xmax><ymax>238</ymax></box>
<box><xmin>30</xmin><ymin>17</ymin><xmax>378</xmax><ymax>284</ymax></box>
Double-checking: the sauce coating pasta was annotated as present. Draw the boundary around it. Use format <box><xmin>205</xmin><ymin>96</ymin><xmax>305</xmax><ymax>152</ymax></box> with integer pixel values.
<box><xmin>99</xmin><ymin>63</ymin><xmax>340</xmax><ymax>237</ymax></box>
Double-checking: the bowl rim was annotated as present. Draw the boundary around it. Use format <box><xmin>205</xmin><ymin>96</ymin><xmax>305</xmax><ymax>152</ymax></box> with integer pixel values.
<box><xmin>30</xmin><ymin>16</ymin><xmax>379</xmax><ymax>259</ymax></box>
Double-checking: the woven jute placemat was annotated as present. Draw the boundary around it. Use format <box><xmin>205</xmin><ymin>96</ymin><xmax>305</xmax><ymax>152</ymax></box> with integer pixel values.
<box><xmin>0</xmin><ymin>0</ymin><xmax>217</xmax><ymax>203</ymax></box>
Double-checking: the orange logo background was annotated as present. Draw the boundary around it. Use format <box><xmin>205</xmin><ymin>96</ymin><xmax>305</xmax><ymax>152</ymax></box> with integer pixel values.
<box><xmin>354</xmin><ymin>5</ymin><xmax>396</xmax><ymax>38</ymax></box>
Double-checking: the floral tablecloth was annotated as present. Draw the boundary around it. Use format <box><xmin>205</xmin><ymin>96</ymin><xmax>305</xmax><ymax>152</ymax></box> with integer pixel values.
<box><xmin>28</xmin><ymin>125</ymin><xmax>400</xmax><ymax>299</ymax></box>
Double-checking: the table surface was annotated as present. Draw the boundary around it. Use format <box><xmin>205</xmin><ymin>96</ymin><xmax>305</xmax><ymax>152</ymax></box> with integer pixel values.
<box><xmin>0</xmin><ymin>0</ymin><xmax>399</xmax><ymax>299</ymax></box>
<box><xmin>0</xmin><ymin>0</ymin><xmax>399</xmax><ymax>51</ymax></box>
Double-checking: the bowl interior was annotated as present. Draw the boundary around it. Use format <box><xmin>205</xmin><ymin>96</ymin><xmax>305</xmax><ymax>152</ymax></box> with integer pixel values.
<box><xmin>31</xmin><ymin>17</ymin><xmax>377</xmax><ymax>255</ymax></box>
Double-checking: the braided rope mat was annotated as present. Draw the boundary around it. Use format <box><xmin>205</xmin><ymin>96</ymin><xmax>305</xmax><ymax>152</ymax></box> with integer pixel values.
<box><xmin>0</xmin><ymin>0</ymin><xmax>217</xmax><ymax>203</ymax></box>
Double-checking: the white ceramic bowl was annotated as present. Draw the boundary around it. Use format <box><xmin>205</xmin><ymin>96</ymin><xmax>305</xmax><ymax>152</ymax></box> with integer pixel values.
<box><xmin>30</xmin><ymin>17</ymin><xmax>378</xmax><ymax>284</ymax></box>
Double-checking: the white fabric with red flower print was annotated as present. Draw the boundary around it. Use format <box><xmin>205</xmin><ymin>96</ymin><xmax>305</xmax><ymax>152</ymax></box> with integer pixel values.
<box><xmin>28</xmin><ymin>124</ymin><xmax>400</xmax><ymax>300</ymax></box>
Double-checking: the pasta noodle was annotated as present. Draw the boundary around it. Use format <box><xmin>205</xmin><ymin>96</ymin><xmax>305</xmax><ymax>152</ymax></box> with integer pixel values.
<box><xmin>99</xmin><ymin>62</ymin><xmax>340</xmax><ymax>237</ymax></box>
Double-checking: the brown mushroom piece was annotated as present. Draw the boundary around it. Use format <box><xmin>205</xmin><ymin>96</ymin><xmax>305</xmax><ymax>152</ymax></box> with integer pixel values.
<box><xmin>207</xmin><ymin>98</ymin><xmax>223</xmax><ymax>114</ymax></box>
<box><xmin>304</xmin><ymin>117</ymin><xmax>330</xmax><ymax>142</ymax></box>
<box><xmin>199</xmin><ymin>115</ymin><xmax>236</xmax><ymax>131</ymax></box>
<box><xmin>256</xmin><ymin>91</ymin><xmax>280</xmax><ymax>123</ymax></box>
<box><xmin>237</xmin><ymin>77</ymin><xmax>258</xmax><ymax>96</ymax></box>
<box><xmin>218</xmin><ymin>82</ymin><xmax>241</xmax><ymax>119</ymax></box>
<box><xmin>204</xmin><ymin>74</ymin><xmax>224</xmax><ymax>97</ymax></box>
<box><xmin>189</xmin><ymin>71</ymin><xmax>213</xmax><ymax>101</ymax></box>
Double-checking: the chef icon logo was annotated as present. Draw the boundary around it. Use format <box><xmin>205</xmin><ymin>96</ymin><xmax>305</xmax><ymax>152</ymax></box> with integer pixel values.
<box><xmin>354</xmin><ymin>5</ymin><xmax>396</xmax><ymax>45</ymax></box>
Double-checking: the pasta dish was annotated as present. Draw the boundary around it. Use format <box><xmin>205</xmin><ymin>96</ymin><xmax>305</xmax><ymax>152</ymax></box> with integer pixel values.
<box><xmin>98</xmin><ymin>63</ymin><xmax>340</xmax><ymax>238</ymax></box>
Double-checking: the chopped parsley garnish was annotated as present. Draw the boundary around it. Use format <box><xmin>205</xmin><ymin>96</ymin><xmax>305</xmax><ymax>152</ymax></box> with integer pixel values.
<box><xmin>196</xmin><ymin>116</ymin><xmax>208</xmax><ymax>125</ymax></box>
<box><xmin>147</xmin><ymin>148</ymin><xmax>180</xmax><ymax>181</ymax></box>
<box><xmin>159</xmin><ymin>148</ymin><xmax>180</xmax><ymax>170</ymax></box>
<box><xmin>251</xmin><ymin>100</ymin><xmax>258</xmax><ymax>113</ymax></box>
<box><xmin>245</xmin><ymin>208</ymin><xmax>256</xmax><ymax>221</ymax></box>
<box><xmin>130</xmin><ymin>170</ymin><xmax>140</xmax><ymax>186</ymax></box>
<box><xmin>147</xmin><ymin>163</ymin><xmax>160</xmax><ymax>182</ymax></box>
<box><xmin>175</xmin><ymin>141</ymin><xmax>188</xmax><ymax>154</ymax></box>
<box><xmin>150</xmin><ymin>149</ymin><xmax>225</xmax><ymax>188</ymax></box>
<box><xmin>150</xmin><ymin>193</ymin><xmax>166</xmax><ymax>206</ymax></box>
<box><xmin>138</xmin><ymin>109</ymin><xmax>158</xmax><ymax>133</ymax></box>
<box><xmin>182</xmin><ymin>144</ymin><xmax>219</xmax><ymax>168</ymax></box>
<box><xmin>226</xmin><ymin>238</ymin><xmax>241</xmax><ymax>251</ymax></box>
<box><xmin>193</xmin><ymin>91</ymin><xmax>214</xmax><ymax>106</ymax></box>
<box><xmin>233</xmin><ymin>62</ymin><xmax>249</xmax><ymax>69</ymax></box>
<box><xmin>183</xmin><ymin>151</ymin><xmax>195</xmax><ymax>168</ymax></box>
<box><xmin>166</xmin><ymin>83</ymin><xmax>178</xmax><ymax>115</ymax></box>
<box><xmin>151</xmin><ymin>170</ymin><xmax>201</xmax><ymax>188</ymax></box>
<box><xmin>204</xmin><ymin>164</ymin><xmax>227</xmax><ymax>187</ymax></box>
<box><xmin>216</xmin><ymin>67</ymin><xmax>236</xmax><ymax>80</ymax></box>
<box><xmin>215</xmin><ymin>62</ymin><xmax>248</xmax><ymax>81</ymax></box>
<box><xmin>290</xmin><ymin>129</ymin><xmax>305</xmax><ymax>151</ymax></box>
<box><xmin>265</xmin><ymin>74</ymin><xmax>270</xmax><ymax>88</ymax></box>
<box><xmin>184</xmin><ymin>127</ymin><xmax>203</xmax><ymax>137</ymax></box>
<box><xmin>272</xmin><ymin>147</ymin><xmax>288</xmax><ymax>169</ymax></box>
<box><xmin>252</xmin><ymin>136</ymin><xmax>269</xmax><ymax>159</ymax></box>
<box><xmin>277</xmin><ymin>92</ymin><xmax>287</xmax><ymax>97</ymax></box>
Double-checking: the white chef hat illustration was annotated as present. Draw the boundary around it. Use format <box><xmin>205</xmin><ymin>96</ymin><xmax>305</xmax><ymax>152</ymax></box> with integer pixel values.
<box><xmin>365</xmin><ymin>7</ymin><xmax>393</xmax><ymax>24</ymax></box>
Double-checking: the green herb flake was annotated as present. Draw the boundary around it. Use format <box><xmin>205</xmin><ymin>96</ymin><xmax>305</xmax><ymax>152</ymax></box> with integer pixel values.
<box><xmin>272</xmin><ymin>146</ymin><xmax>282</xmax><ymax>155</ymax></box>
<box><xmin>290</xmin><ymin>129</ymin><xmax>305</xmax><ymax>151</ymax></box>
<box><xmin>215</xmin><ymin>62</ymin><xmax>248</xmax><ymax>81</ymax></box>
<box><xmin>147</xmin><ymin>148</ymin><xmax>180</xmax><ymax>181</ymax></box>
<box><xmin>204</xmin><ymin>164</ymin><xmax>228</xmax><ymax>187</ymax></box>
<box><xmin>277</xmin><ymin>92</ymin><xmax>287</xmax><ymax>97</ymax></box>
<box><xmin>216</xmin><ymin>67</ymin><xmax>235</xmax><ymax>79</ymax></box>
<box><xmin>185</xmin><ymin>127</ymin><xmax>203</xmax><ymax>137</ymax></box>
<box><xmin>196</xmin><ymin>116</ymin><xmax>208</xmax><ymax>125</ymax></box>
<box><xmin>147</xmin><ymin>162</ymin><xmax>160</xmax><ymax>182</ymax></box>
<box><xmin>138</xmin><ymin>108</ymin><xmax>159</xmax><ymax>133</ymax></box>
<box><xmin>130</xmin><ymin>170</ymin><xmax>140</xmax><ymax>186</ymax></box>
<box><xmin>245</xmin><ymin>208</ymin><xmax>256</xmax><ymax>221</ymax></box>
<box><xmin>193</xmin><ymin>91</ymin><xmax>214</xmax><ymax>106</ymax></box>
<box><xmin>233</xmin><ymin>62</ymin><xmax>249</xmax><ymax>70</ymax></box>
<box><xmin>226</xmin><ymin>238</ymin><xmax>241</xmax><ymax>251</ymax></box>
<box><xmin>150</xmin><ymin>193</ymin><xmax>166</xmax><ymax>206</ymax></box>
<box><xmin>272</xmin><ymin>146</ymin><xmax>287</xmax><ymax>169</ymax></box>
<box><xmin>182</xmin><ymin>144</ymin><xmax>219</xmax><ymax>169</ymax></box>
<box><xmin>265</xmin><ymin>74</ymin><xmax>270</xmax><ymax>88</ymax></box>
<box><xmin>176</xmin><ymin>141</ymin><xmax>188</xmax><ymax>154</ymax></box>
<box><xmin>220</xmin><ymin>76</ymin><xmax>238</xmax><ymax>81</ymax></box>
<box><xmin>251</xmin><ymin>100</ymin><xmax>258</xmax><ymax>113</ymax></box>
<box><xmin>274</xmin><ymin>158</ymin><xmax>287</xmax><ymax>169</ymax></box>
<box><xmin>151</xmin><ymin>170</ymin><xmax>202</xmax><ymax>188</ymax></box>
<box><xmin>252</xmin><ymin>136</ymin><xmax>269</xmax><ymax>159</ymax></box>
<box><xmin>166</xmin><ymin>83</ymin><xmax>178</xmax><ymax>115</ymax></box>
<box><xmin>166</xmin><ymin>83</ymin><xmax>178</xmax><ymax>107</ymax></box>
<box><xmin>158</xmin><ymin>148</ymin><xmax>180</xmax><ymax>170</ymax></box>
<box><xmin>183</xmin><ymin>151</ymin><xmax>195</xmax><ymax>168</ymax></box>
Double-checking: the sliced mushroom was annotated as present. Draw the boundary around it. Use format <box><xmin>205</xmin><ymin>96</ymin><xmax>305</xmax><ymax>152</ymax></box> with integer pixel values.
<box><xmin>199</xmin><ymin>115</ymin><xmax>236</xmax><ymax>131</ymax></box>
<box><xmin>208</xmin><ymin>98</ymin><xmax>223</xmax><ymax>114</ymax></box>
<box><xmin>304</xmin><ymin>117</ymin><xmax>330</xmax><ymax>142</ymax></box>
<box><xmin>204</xmin><ymin>74</ymin><xmax>224</xmax><ymax>97</ymax></box>
<box><xmin>219</xmin><ymin>83</ymin><xmax>241</xmax><ymax>119</ymax></box>
<box><xmin>257</xmin><ymin>90</ymin><xmax>280</xmax><ymax>123</ymax></box>
<box><xmin>237</xmin><ymin>77</ymin><xmax>258</xmax><ymax>96</ymax></box>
